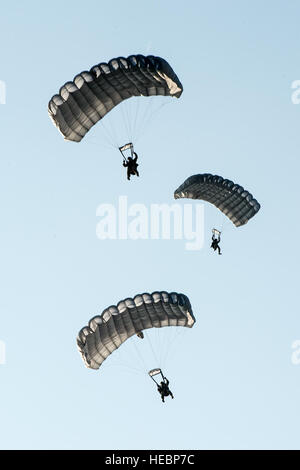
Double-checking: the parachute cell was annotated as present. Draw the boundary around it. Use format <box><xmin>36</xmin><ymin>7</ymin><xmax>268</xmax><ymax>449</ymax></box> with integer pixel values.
<box><xmin>174</xmin><ymin>174</ymin><xmax>260</xmax><ymax>227</ymax></box>
<box><xmin>48</xmin><ymin>55</ymin><xmax>183</xmax><ymax>142</ymax></box>
<box><xmin>77</xmin><ymin>291</ymin><xmax>195</xmax><ymax>370</ymax></box>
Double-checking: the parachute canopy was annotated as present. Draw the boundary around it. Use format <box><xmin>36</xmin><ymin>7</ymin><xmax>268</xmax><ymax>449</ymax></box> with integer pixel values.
<box><xmin>174</xmin><ymin>174</ymin><xmax>260</xmax><ymax>227</ymax></box>
<box><xmin>77</xmin><ymin>291</ymin><xmax>195</xmax><ymax>370</ymax></box>
<box><xmin>48</xmin><ymin>55</ymin><xmax>183</xmax><ymax>142</ymax></box>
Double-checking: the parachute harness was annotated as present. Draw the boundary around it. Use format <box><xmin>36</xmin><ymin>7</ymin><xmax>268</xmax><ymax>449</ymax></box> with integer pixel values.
<box><xmin>212</xmin><ymin>228</ymin><xmax>221</xmax><ymax>238</ymax></box>
<box><xmin>119</xmin><ymin>142</ymin><xmax>134</xmax><ymax>163</ymax></box>
<box><xmin>149</xmin><ymin>368</ymin><xmax>166</xmax><ymax>385</ymax></box>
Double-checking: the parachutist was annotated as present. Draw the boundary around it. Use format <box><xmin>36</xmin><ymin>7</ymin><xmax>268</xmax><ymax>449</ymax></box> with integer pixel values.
<box><xmin>157</xmin><ymin>377</ymin><xmax>174</xmax><ymax>403</ymax></box>
<box><xmin>149</xmin><ymin>369</ymin><xmax>174</xmax><ymax>402</ymax></box>
<box><xmin>123</xmin><ymin>152</ymin><xmax>139</xmax><ymax>181</ymax></box>
<box><xmin>211</xmin><ymin>232</ymin><xmax>222</xmax><ymax>255</ymax></box>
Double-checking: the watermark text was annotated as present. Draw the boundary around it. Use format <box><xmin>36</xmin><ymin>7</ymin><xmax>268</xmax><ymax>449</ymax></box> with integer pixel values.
<box><xmin>96</xmin><ymin>196</ymin><xmax>204</xmax><ymax>251</ymax></box>
<box><xmin>0</xmin><ymin>80</ymin><xmax>6</xmax><ymax>104</ymax></box>
<box><xmin>0</xmin><ymin>340</ymin><xmax>6</xmax><ymax>365</ymax></box>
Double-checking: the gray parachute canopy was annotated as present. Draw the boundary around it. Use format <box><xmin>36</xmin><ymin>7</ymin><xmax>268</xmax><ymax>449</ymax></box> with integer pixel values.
<box><xmin>174</xmin><ymin>174</ymin><xmax>260</xmax><ymax>227</ymax></box>
<box><xmin>48</xmin><ymin>54</ymin><xmax>183</xmax><ymax>142</ymax></box>
<box><xmin>77</xmin><ymin>291</ymin><xmax>195</xmax><ymax>370</ymax></box>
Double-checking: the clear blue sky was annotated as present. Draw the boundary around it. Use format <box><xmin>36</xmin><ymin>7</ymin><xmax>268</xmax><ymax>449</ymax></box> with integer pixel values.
<box><xmin>1</xmin><ymin>0</ymin><xmax>300</xmax><ymax>450</ymax></box>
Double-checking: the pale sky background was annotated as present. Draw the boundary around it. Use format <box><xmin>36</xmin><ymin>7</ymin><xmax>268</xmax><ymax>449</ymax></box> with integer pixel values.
<box><xmin>1</xmin><ymin>0</ymin><xmax>300</xmax><ymax>450</ymax></box>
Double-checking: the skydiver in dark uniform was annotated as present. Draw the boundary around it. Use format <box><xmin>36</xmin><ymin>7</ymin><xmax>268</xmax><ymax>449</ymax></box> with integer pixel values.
<box><xmin>123</xmin><ymin>152</ymin><xmax>139</xmax><ymax>180</ymax></box>
<box><xmin>211</xmin><ymin>231</ymin><xmax>222</xmax><ymax>255</ymax></box>
<box><xmin>157</xmin><ymin>377</ymin><xmax>174</xmax><ymax>403</ymax></box>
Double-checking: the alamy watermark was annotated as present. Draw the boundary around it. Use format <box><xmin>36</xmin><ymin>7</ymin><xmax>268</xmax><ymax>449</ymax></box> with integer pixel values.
<box><xmin>291</xmin><ymin>80</ymin><xmax>300</xmax><ymax>104</ymax></box>
<box><xmin>0</xmin><ymin>340</ymin><xmax>5</xmax><ymax>365</ymax></box>
<box><xmin>291</xmin><ymin>340</ymin><xmax>300</xmax><ymax>365</ymax></box>
<box><xmin>96</xmin><ymin>196</ymin><xmax>205</xmax><ymax>251</ymax></box>
<box><xmin>0</xmin><ymin>80</ymin><xmax>6</xmax><ymax>104</ymax></box>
